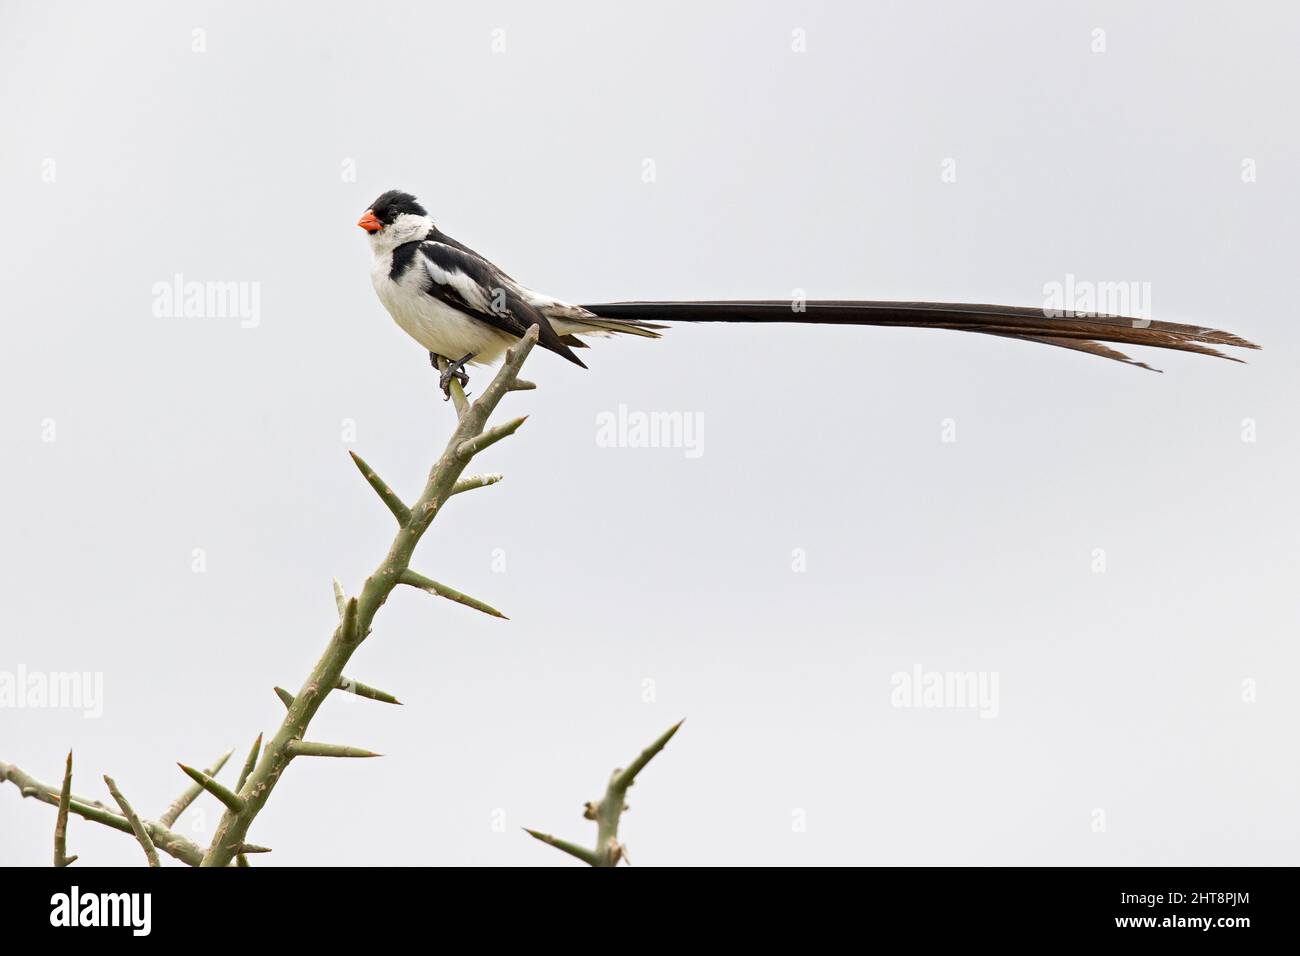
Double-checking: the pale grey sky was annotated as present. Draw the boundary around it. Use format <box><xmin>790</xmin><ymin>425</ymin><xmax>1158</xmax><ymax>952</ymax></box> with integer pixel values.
<box><xmin>1</xmin><ymin>0</ymin><xmax>1296</xmax><ymax>865</ymax></box>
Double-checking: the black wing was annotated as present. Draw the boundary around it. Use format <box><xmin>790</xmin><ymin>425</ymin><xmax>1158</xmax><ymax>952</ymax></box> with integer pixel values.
<box><xmin>416</xmin><ymin>238</ymin><xmax>585</xmax><ymax>367</ymax></box>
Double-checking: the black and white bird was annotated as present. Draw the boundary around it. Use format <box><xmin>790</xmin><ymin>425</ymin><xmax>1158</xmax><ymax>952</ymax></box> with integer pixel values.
<box><xmin>360</xmin><ymin>189</ymin><xmax>1257</xmax><ymax>395</ymax></box>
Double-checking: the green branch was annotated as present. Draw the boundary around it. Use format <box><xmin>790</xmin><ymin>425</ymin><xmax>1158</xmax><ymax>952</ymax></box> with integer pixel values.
<box><xmin>525</xmin><ymin>720</ymin><xmax>683</xmax><ymax>867</ymax></box>
<box><xmin>3</xmin><ymin>327</ymin><xmax>540</xmax><ymax>867</ymax></box>
<box><xmin>3</xmin><ymin>756</ymin><xmax>209</xmax><ymax>867</ymax></box>
<box><xmin>198</xmin><ymin>326</ymin><xmax>540</xmax><ymax>867</ymax></box>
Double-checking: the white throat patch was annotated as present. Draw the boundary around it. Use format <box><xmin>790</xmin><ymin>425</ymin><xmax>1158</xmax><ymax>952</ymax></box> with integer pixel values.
<box><xmin>369</xmin><ymin>213</ymin><xmax>431</xmax><ymax>254</ymax></box>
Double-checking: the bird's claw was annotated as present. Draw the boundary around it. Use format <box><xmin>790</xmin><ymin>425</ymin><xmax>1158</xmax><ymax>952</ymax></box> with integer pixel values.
<box><xmin>437</xmin><ymin>353</ymin><xmax>473</xmax><ymax>401</ymax></box>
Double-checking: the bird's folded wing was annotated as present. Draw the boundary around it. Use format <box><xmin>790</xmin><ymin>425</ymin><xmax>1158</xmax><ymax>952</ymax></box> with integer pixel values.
<box><xmin>419</xmin><ymin>241</ymin><xmax>586</xmax><ymax>366</ymax></box>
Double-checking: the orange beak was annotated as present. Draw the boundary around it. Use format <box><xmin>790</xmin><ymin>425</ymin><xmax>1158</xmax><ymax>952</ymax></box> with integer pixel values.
<box><xmin>357</xmin><ymin>210</ymin><xmax>382</xmax><ymax>234</ymax></box>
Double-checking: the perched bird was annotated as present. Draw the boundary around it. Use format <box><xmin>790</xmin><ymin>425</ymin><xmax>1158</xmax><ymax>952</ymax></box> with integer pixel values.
<box><xmin>359</xmin><ymin>189</ymin><xmax>1257</xmax><ymax>395</ymax></box>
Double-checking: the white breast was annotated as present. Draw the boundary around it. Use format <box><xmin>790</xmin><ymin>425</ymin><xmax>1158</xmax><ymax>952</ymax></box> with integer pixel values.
<box><xmin>370</xmin><ymin>251</ymin><xmax>513</xmax><ymax>366</ymax></box>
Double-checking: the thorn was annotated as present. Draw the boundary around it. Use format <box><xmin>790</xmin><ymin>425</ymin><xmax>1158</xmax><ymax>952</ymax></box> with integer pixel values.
<box><xmin>176</xmin><ymin>763</ymin><xmax>245</xmax><ymax>812</ymax></box>
<box><xmin>456</xmin><ymin>415</ymin><xmax>528</xmax><ymax>459</ymax></box>
<box><xmin>332</xmin><ymin>578</ymin><xmax>346</xmax><ymax>618</ymax></box>
<box><xmin>104</xmin><ymin>775</ymin><xmax>160</xmax><ymax>867</ymax></box>
<box><xmin>342</xmin><ymin>596</ymin><xmax>359</xmax><ymax>643</ymax></box>
<box><xmin>285</xmin><ymin>741</ymin><xmax>381</xmax><ymax>759</ymax></box>
<box><xmin>521</xmin><ymin>828</ymin><xmax>598</xmax><ymax>866</ymax></box>
<box><xmin>235</xmin><ymin>733</ymin><xmax>263</xmax><ymax>792</ymax></box>
<box><xmin>399</xmin><ymin>568</ymin><xmax>508</xmax><ymax>619</ymax></box>
<box><xmin>337</xmin><ymin>676</ymin><xmax>402</xmax><ymax>705</ymax></box>
<box><xmin>159</xmin><ymin>748</ymin><xmax>234</xmax><ymax>828</ymax></box>
<box><xmin>54</xmin><ymin>750</ymin><xmax>74</xmax><ymax>868</ymax></box>
<box><xmin>348</xmin><ymin>450</ymin><xmax>411</xmax><ymax>524</ymax></box>
<box><xmin>611</xmin><ymin>719</ymin><xmax>685</xmax><ymax>791</ymax></box>
<box><xmin>450</xmin><ymin>473</ymin><xmax>505</xmax><ymax>497</ymax></box>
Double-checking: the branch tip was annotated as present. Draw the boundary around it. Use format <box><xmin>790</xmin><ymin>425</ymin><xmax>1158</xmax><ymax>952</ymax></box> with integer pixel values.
<box><xmin>612</xmin><ymin>719</ymin><xmax>684</xmax><ymax>792</ymax></box>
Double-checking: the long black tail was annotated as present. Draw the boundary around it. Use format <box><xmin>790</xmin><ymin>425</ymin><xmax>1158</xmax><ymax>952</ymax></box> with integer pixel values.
<box><xmin>579</xmin><ymin>300</ymin><xmax>1259</xmax><ymax>372</ymax></box>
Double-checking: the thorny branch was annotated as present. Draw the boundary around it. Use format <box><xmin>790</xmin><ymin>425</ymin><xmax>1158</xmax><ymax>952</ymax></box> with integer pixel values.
<box><xmin>199</xmin><ymin>326</ymin><xmax>539</xmax><ymax>867</ymax></box>
<box><xmin>1</xmin><ymin>326</ymin><xmax>541</xmax><ymax>866</ymax></box>
<box><xmin>525</xmin><ymin>720</ymin><xmax>684</xmax><ymax>867</ymax></box>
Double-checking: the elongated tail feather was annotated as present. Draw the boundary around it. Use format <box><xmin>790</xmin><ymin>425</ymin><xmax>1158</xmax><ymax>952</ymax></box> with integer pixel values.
<box><xmin>578</xmin><ymin>301</ymin><xmax>1258</xmax><ymax>371</ymax></box>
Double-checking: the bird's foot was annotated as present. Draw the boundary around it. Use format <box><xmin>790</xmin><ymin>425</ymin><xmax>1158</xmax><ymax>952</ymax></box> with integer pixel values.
<box><xmin>436</xmin><ymin>352</ymin><xmax>474</xmax><ymax>401</ymax></box>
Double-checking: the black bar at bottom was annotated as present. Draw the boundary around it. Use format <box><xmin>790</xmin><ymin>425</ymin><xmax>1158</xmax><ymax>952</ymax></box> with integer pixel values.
<box><xmin>1</xmin><ymin>865</ymin><xmax>1284</xmax><ymax>941</ymax></box>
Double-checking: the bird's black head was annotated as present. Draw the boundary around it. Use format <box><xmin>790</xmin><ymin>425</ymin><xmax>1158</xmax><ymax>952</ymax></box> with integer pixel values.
<box><xmin>358</xmin><ymin>189</ymin><xmax>428</xmax><ymax>234</ymax></box>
